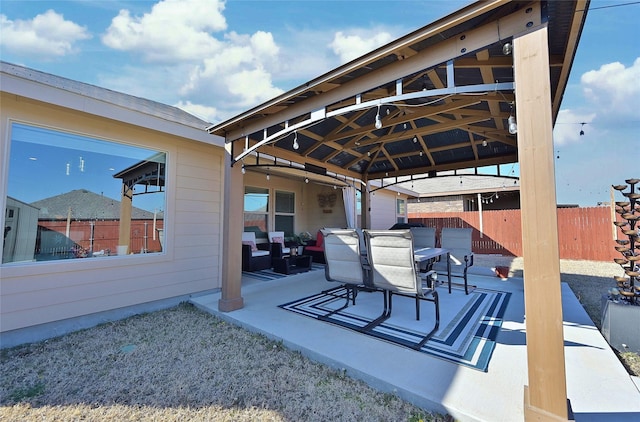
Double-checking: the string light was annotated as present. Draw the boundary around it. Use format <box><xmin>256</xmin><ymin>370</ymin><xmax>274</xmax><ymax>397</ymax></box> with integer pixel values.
<box><xmin>293</xmin><ymin>131</ymin><xmax>299</xmax><ymax>150</ymax></box>
<box><xmin>374</xmin><ymin>105</ymin><xmax>382</xmax><ymax>129</ymax></box>
<box><xmin>508</xmin><ymin>102</ymin><xmax>517</xmax><ymax>134</ymax></box>
<box><xmin>508</xmin><ymin>115</ymin><xmax>517</xmax><ymax>134</ymax></box>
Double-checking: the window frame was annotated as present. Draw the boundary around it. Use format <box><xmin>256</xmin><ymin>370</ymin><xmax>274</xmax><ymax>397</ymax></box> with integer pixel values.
<box><xmin>274</xmin><ymin>190</ymin><xmax>295</xmax><ymax>238</ymax></box>
<box><xmin>2</xmin><ymin>120</ymin><xmax>169</xmax><ymax>267</ymax></box>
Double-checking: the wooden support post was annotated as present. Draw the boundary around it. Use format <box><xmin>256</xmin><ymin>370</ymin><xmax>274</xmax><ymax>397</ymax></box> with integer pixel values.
<box><xmin>118</xmin><ymin>184</ymin><xmax>133</xmax><ymax>253</ymax></box>
<box><xmin>361</xmin><ymin>180</ymin><xmax>371</xmax><ymax>229</ymax></box>
<box><xmin>219</xmin><ymin>142</ymin><xmax>244</xmax><ymax>312</ymax></box>
<box><xmin>514</xmin><ymin>25</ymin><xmax>570</xmax><ymax>421</ymax></box>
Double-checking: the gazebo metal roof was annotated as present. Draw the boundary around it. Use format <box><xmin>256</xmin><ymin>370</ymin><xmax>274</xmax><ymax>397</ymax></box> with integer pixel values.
<box><xmin>212</xmin><ymin>2</ymin><xmax>592</xmax><ymax>419</ymax></box>
<box><xmin>208</xmin><ymin>0</ymin><xmax>587</xmax><ymax>184</ymax></box>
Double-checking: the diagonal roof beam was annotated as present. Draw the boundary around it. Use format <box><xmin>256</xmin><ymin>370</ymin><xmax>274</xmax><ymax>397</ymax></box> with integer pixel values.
<box><xmin>214</xmin><ymin>1</ymin><xmax>538</xmax><ymax>142</ymax></box>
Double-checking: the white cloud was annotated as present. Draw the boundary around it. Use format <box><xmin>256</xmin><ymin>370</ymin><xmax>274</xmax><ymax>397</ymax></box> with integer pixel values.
<box><xmin>178</xmin><ymin>30</ymin><xmax>284</xmax><ymax>116</ymax></box>
<box><xmin>174</xmin><ymin>100</ymin><xmax>218</xmax><ymax>123</ymax></box>
<box><xmin>329</xmin><ymin>29</ymin><xmax>394</xmax><ymax>64</ymax></box>
<box><xmin>226</xmin><ymin>67</ymin><xmax>284</xmax><ymax>108</ymax></box>
<box><xmin>102</xmin><ymin>0</ymin><xmax>226</xmax><ymax>62</ymax></box>
<box><xmin>0</xmin><ymin>10</ymin><xmax>91</xmax><ymax>58</ymax></box>
<box><xmin>555</xmin><ymin>58</ymin><xmax>639</xmax><ymax>146</ymax></box>
<box><xmin>553</xmin><ymin>109</ymin><xmax>596</xmax><ymax>146</ymax></box>
<box><xmin>581</xmin><ymin>58</ymin><xmax>640</xmax><ymax>122</ymax></box>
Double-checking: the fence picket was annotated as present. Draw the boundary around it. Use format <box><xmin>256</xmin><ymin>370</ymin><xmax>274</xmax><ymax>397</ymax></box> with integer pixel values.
<box><xmin>410</xmin><ymin>207</ymin><xmax>618</xmax><ymax>261</ymax></box>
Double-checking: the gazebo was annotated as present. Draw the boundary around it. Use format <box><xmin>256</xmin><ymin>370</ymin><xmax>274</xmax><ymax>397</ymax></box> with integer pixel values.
<box><xmin>208</xmin><ymin>1</ymin><xmax>589</xmax><ymax>419</ymax></box>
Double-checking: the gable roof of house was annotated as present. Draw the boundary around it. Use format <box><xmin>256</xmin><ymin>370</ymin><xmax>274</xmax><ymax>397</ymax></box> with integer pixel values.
<box><xmin>393</xmin><ymin>174</ymin><xmax>520</xmax><ymax>198</ymax></box>
<box><xmin>1</xmin><ymin>61</ymin><xmax>215</xmax><ymax>140</ymax></box>
<box><xmin>30</xmin><ymin>189</ymin><xmax>162</xmax><ymax>220</ymax></box>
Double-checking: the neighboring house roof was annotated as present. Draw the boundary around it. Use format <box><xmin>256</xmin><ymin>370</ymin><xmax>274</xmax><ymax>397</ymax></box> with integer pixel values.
<box><xmin>30</xmin><ymin>189</ymin><xmax>162</xmax><ymax>220</ymax></box>
<box><xmin>393</xmin><ymin>174</ymin><xmax>520</xmax><ymax>198</ymax></box>
<box><xmin>0</xmin><ymin>61</ymin><xmax>217</xmax><ymax>144</ymax></box>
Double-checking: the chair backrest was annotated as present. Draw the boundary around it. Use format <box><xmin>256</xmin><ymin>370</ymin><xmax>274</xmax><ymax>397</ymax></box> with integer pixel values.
<box><xmin>268</xmin><ymin>231</ymin><xmax>286</xmax><ymax>246</ymax></box>
<box><xmin>242</xmin><ymin>232</ymin><xmax>256</xmax><ymax>243</ymax></box>
<box><xmin>364</xmin><ymin>230</ymin><xmax>420</xmax><ymax>295</ymax></box>
<box><xmin>315</xmin><ymin>230</ymin><xmax>324</xmax><ymax>248</ymax></box>
<box><xmin>322</xmin><ymin>229</ymin><xmax>365</xmax><ymax>286</ymax></box>
<box><xmin>410</xmin><ymin>227</ymin><xmax>436</xmax><ymax>249</ymax></box>
<box><xmin>440</xmin><ymin>227</ymin><xmax>472</xmax><ymax>263</ymax></box>
<box><xmin>241</xmin><ymin>231</ymin><xmax>257</xmax><ymax>249</ymax></box>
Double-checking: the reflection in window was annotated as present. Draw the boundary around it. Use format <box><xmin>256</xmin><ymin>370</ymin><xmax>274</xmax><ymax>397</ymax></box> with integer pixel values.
<box><xmin>2</xmin><ymin>123</ymin><xmax>166</xmax><ymax>264</ymax></box>
<box><xmin>244</xmin><ymin>187</ymin><xmax>269</xmax><ymax>239</ymax></box>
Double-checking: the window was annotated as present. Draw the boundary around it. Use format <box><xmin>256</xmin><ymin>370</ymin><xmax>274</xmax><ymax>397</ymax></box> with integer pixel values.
<box><xmin>3</xmin><ymin>123</ymin><xmax>166</xmax><ymax>264</ymax></box>
<box><xmin>274</xmin><ymin>190</ymin><xmax>295</xmax><ymax>238</ymax></box>
<box><xmin>396</xmin><ymin>198</ymin><xmax>406</xmax><ymax>224</ymax></box>
<box><xmin>244</xmin><ymin>187</ymin><xmax>269</xmax><ymax>239</ymax></box>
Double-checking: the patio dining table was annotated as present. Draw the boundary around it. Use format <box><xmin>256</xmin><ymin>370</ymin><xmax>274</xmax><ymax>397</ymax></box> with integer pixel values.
<box><xmin>414</xmin><ymin>247</ymin><xmax>451</xmax><ymax>291</ymax></box>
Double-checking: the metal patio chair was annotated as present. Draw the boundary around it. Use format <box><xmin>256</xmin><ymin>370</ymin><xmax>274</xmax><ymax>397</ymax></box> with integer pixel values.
<box><xmin>321</xmin><ymin>229</ymin><xmax>373</xmax><ymax>314</ymax></box>
<box><xmin>364</xmin><ymin>229</ymin><xmax>439</xmax><ymax>349</ymax></box>
<box><xmin>432</xmin><ymin>227</ymin><xmax>474</xmax><ymax>294</ymax></box>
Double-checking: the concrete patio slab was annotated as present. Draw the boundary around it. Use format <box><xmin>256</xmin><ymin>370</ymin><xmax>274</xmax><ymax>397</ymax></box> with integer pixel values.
<box><xmin>191</xmin><ymin>269</ymin><xmax>640</xmax><ymax>421</ymax></box>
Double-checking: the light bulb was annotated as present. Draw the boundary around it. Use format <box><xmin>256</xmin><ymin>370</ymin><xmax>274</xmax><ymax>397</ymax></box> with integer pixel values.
<box><xmin>305</xmin><ymin>177</ymin><xmax>309</xmax><ymax>184</ymax></box>
<box><xmin>293</xmin><ymin>132</ymin><xmax>299</xmax><ymax>150</ymax></box>
<box><xmin>482</xmin><ymin>140</ymin><xmax>488</xmax><ymax>147</ymax></box>
<box><xmin>502</xmin><ymin>42</ymin><xmax>512</xmax><ymax>55</ymax></box>
<box><xmin>413</xmin><ymin>136</ymin><xmax>418</xmax><ymax>143</ymax></box>
<box><xmin>266</xmin><ymin>173</ymin><xmax>270</xmax><ymax>181</ymax></box>
<box><xmin>241</xmin><ymin>166</ymin><xmax>246</xmax><ymax>174</ymax></box>
<box><xmin>375</xmin><ymin>114</ymin><xmax>382</xmax><ymax>129</ymax></box>
<box><xmin>508</xmin><ymin>115</ymin><xmax>517</xmax><ymax>134</ymax></box>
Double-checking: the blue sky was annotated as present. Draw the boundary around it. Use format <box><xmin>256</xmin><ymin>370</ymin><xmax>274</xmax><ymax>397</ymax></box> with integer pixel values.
<box><xmin>1</xmin><ymin>0</ymin><xmax>638</xmax><ymax>206</ymax></box>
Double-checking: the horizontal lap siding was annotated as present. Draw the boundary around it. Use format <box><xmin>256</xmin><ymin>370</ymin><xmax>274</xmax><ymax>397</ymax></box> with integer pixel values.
<box><xmin>173</xmin><ymin>145</ymin><xmax>222</xmax><ymax>286</ymax></box>
<box><xmin>410</xmin><ymin>207</ymin><xmax>617</xmax><ymax>261</ymax></box>
<box><xmin>1</xmin><ymin>94</ymin><xmax>224</xmax><ymax>332</ymax></box>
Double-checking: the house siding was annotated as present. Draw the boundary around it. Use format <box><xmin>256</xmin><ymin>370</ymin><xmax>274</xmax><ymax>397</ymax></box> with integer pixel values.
<box><xmin>370</xmin><ymin>190</ymin><xmax>406</xmax><ymax>229</ymax></box>
<box><xmin>0</xmin><ymin>90</ymin><xmax>223</xmax><ymax>336</ymax></box>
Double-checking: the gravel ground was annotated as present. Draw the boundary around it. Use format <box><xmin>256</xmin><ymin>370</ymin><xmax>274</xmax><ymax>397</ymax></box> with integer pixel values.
<box><xmin>474</xmin><ymin>255</ymin><xmax>640</xmax><ymax>376</ymax></box>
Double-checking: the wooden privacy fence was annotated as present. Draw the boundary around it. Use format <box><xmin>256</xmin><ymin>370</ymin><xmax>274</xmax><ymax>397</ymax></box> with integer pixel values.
<box><xmin>409</xmin><ymin>207</ymin><xmax>618</xmax><ymax>262</ymax></box>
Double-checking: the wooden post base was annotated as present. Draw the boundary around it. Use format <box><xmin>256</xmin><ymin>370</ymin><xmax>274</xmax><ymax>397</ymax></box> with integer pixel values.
<box><xmin>218</xmin><ymin>296</ymin><xmax>244</xmax><ymax>312</ymax></box>
<box><xmin>524</xmin><ymin>386</ymin><xmax>574</xmax><ymax>421</ymax></box>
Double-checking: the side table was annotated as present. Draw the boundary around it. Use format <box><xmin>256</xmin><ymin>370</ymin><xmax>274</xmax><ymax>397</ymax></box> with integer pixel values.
<box><xmin>272</xmin><ymin>255</ymin><xmax>312</xmax><ymax>275</ymax></box>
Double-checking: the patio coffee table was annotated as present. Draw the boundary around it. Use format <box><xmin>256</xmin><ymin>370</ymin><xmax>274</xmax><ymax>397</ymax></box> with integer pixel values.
<box><xmin>272</xmin><ymin>255</ymin><xmax>312</xmax><ymax>275</ymax></box>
